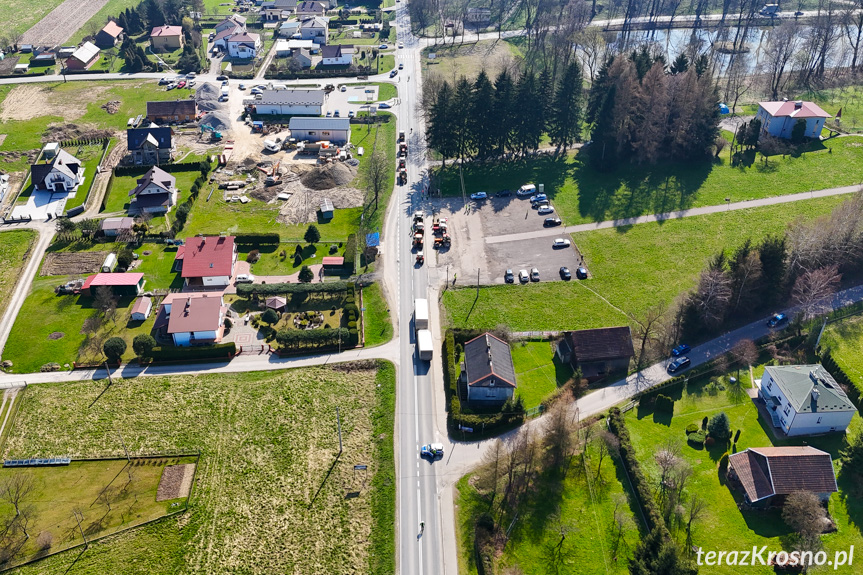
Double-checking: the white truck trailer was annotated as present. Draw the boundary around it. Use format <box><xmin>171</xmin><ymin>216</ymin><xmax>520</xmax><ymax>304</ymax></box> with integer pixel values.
<box><xmin>417</xmin><ymin>329</ymin><xmax>433</xmax><ymax>361</ymax></box>
<box><xmin>414</xmin><ymin>298</ymin><xmax>429</xmax><ymax>331</ymax></box>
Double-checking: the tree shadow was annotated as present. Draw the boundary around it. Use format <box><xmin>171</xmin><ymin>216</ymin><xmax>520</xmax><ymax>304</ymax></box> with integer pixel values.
<box><xmin>837</xmin><ymin>471</ymin><xmax>863</xmax><ymax>535</ymax></box>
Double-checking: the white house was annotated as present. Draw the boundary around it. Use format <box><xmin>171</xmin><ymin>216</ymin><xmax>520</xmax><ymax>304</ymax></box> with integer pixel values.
<box><xmin>288</xmin><ymin>117</ymin><xmax>350</xmax><ymax>144</ymax></box>
<box><xmin>128</xmin><ymin>166</ymin><xmax>178</xmax><ymax>214</ymax></box>
<box><xmin>157</xmin><ymin>293</ymin><xmax>228</xmax><ymax>346</ymax></box>
<box><xmin>279</xmin><ymin>21</ymin><xmax>302</xmax><ymax>38</ymax></box>
<box><xmin>758</xmin><ymin>364</ymin><xmax>856</xmax><ymax>436</ymax></box>
<box><xmin>227</xmin><ymin>33</ymin><xmax>262</xmax><ymax>59</ymax></box>
<box><xmin>320</xmin><ymin>44</ymin><xmax>353</xmax><ymax>66</ymax></box>
<box><xmin>213</xmin><ymin>25</ymin><xmax>245</xmax><ymax>51</ymax></box>
<box><xmin>460</xmin><ymin>332</ymin><xmax>516</xmax><ymax>407</ymax></box>
<box><xmin>756</xmin><ymin>101</ymin><xmax>831</xmax><ymax>140</ymax></box>
<box><xmin>245</xmin><ymin>89</ymin><xmax>326</xmax><ymax>115</ymax></box>
<box><xmin>299</xmin><ymin>17</ymin><xmax>328</xmax><ymax>44</ymax></box>
<box><xmin>262</xmin><ymin>0</ymin><xmax>296</xmax><ymax>20</ymax></box>
<box><xmin>465</xmin><ymin>7</ymin><xmax>492</xmax><ymax>23</ymax></box>
<box><xmin>31</xmin><ymin>149</ymin><xmax>84</xmax><ymax>194</ymax></box>
<box><xmin>174</xmin><ymin>235</ymin><xmax>237</xmax><ymax>288</ymax></box>
<box><xmin>275</xmin><ymin>39</ymin><xmax>318</xmax><ymax>56</ymax></box>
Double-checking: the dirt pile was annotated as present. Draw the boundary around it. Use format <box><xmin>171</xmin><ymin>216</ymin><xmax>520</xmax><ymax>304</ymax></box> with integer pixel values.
<box><xmin>101</xmin><ymin>101</ymin><xmax>121</xmax><ymax>114</ymax></box>
<box><xmin>196</xmin><ymin>83</ymin><xmax>223</xmax><ymax>112</ymax></box>
<box><xmin>200</xmin><ymin>111</ymin><xmax>232</xmax><ymax>132</ymax></box>
<box><xmin>299</xmin><ymin>162</ymin><xmax>357</xmax><ymax>190</ymax></box>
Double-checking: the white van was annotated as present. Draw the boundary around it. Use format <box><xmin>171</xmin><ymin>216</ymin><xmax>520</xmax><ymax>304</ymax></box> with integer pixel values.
<box><xmin>516</xmin><ymin>183</ymin><xmax>537</xmax><ymax>197</ymax></box>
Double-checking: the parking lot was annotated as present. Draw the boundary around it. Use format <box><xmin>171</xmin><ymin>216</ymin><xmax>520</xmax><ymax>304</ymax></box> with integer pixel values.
<box><xmin>428</xmin><ymin>195</ymin><xmax>586</xmax><ymax>286</ymax></box>
<box><xmin>325</xmin><ymin>85</ymin><xmax>381</xmax><ymax>116</ymax></box>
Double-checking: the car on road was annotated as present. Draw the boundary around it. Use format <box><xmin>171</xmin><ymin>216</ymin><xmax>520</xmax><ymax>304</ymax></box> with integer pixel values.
<box><xmin>399</xmin><ymin>63</ymin><xmax>404</xmax><ymax>69</ymax></box>
<box><xmin>222</xmin><ymin>79</ymin><xmax>229</xmax><ymax>86</ymax></box>
<box><xmin>504</xmin><ymin>269</ymin><xmax>514</xmax><ymax>283</ymax></box>
<box><xmin>399</xmin><ymin>42</ymin><xmax>404</xmax><ymax>49</ymax></box>
<box><xmin>552</xmin><ymin>238</ymin><xmax>571</xmax><ymax>248</ymax></box>
<box><xmin>518</xmin><ymin>269</ymin><xmax>529</xmax><ymax>283</ymax></box>
<box><xmin>421</xmin><ymin>443</ymin><xmax>444</xmax><ymax>458</ymax></box>
<box><xmin>767</xmin><ymin>313</ymin><xmax>788</xmax><ymax>328</ymax></box>
<box><xmin>537</xmin><ymin>205</ymin><xmax>555</xmax><ymax>215</ymax></box>
<box><xmin>186</xmin><ymin>72</ymin><xmax>197</xmax><ymax>78</ymax></box>
<box><xmin>239</xmin><ymin>83</ymin><xmax>246</xmax><ymax>90</ymax></box>
<box><xmin>235</xmin><ymin>274</ymin><xmax>255</xmax><ymax>284</ymax></box>
<box><xmin>671</xmin><ymin>344</ymin><xmax>691</xmax><ymax>357</ymax></box>
<box><xmin>560</xmin><ymin>266</ymin><xmax>571</xmax><ymax>280</ymax></box>
<box><xmin>576</xmin><ymin>266</ymin><xmax>588</xmax><ymax>280</ymax></box>
<box><xmin>470</xmin><ymin>192</ymin><xmax>488</xmax><ymax>200</ymax></box>
<box><xmin>217</xmin><ymin>74</ymin><xmax>228</xmax><ymax>81</ymax></box>
<box><xmin>516</xmin><ymin>183</ymin><xmax>537</xmax><ymax>197</ymax></box>
<box><xmin>667</xmin><ymin>357</ymin><xmax>691</xmax><ymax>373</ymax></box>
<box><xmin>496</xmin><ymin>190</ymin><xmax>512</xmax><ymax>197</ymax></box>
<box><xmin>794</xmin><ymin>10</ymin><xmax>804</xmax><ymax>15</ymax></box>
<box><xmin>544</xmin><ymin>217</ymin><xmax>562</xmax><ymax>227</ymax></box>
<box><xmin>379</xmin><ymin>44</ymin><xmax>388</xmax><ymax>49</ymax></box>
<box><xmin>530</xmin><ymin>268</ymin><xmax>540</xmax><ymax>282</ymax></box>
<box><xmin>530</xmin><ymin>193</ymin><xmax>547</xmax><ymax>204</ymax></box>
<box><xmin>340</xmin><ymin>85</ymin><xmax>347</xmax><ymax>92</ymax></box>
<box><xmin>378</xmin><ymin>102</ymin><xmax>392</xmax><ymax>109</ymax></box>
<box><xmin>390</xmin><ymin>70</ymin><xmax>398</xmax><ymax>78</ymax></box>
<box><xmin>326</xmin><ymin>111</ymin><xmax>332</xmax><ymax>117</ymax></box>
<box><xmin>348</xmin><ymin>110</ymin><xmax>355</xmax><ymax>118</ymax></box>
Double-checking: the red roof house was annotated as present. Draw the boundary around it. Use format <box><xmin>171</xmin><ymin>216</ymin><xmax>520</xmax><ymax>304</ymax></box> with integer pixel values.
<box><xmin>82</xmin><ymin>273</ymin><xmax>145</xmax><ymax>297</ymax></box>
<box><xmin>728</xmin><ymin>446</ymin><xmax>838</xmax><ymax>506</ymax></box>
<box><xmin>756</xmin><ymin>100</ymin><xmax>832</xmax><ymax>140</ymax></box>
<box><xmin>155</xmin><ymin>293</ymin><xmax>228</xmax><ymax>346</ymax></box>
<box><xmin>174</xmin><ymin>236</ymin><xmax>237</xmax><ymax>287</ymax></box>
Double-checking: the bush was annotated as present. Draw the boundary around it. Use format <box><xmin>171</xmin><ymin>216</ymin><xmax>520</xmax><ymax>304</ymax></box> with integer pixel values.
<box><xmin>304</xmin><ymin>224</ymin><xmax>321</xmax><ymax>244</ymax></box>
<box><xmin>685</xmin><ymin>423</ymin><xmax>699</xmax><ymax>435</ymax></box>
<box><xmin>655</xmin><ymin>394</ymin><xmax>674</xmax><ymax>413</ymax></box>
<box><xmin>329</xmin><ymin>244</ymin><xmax>338</xmax><ymax>254</ymax></box>
<box><xmin>132</xmin><ymin>334</ymin><xmax>156</xmax><ymax>359</ymax></box>
<box><xmin>687</xmin><ymin>430</ymin><xmax>706</xmax><ymax>446</ymax></box>
<box><xmin>707</xmin><ymin>412</ymin><xmax>731</xmax><ymax>440</ymax></box>
<box><xmin>719</xmin><ymin>452</ymin><xmax>729</xmax><ymax>470</ymax></box>
<box><xmin>103</xmin><ymin>337</ymin><xmax>127</xmax><ymax>362</ymax></box>
<box><xmin>237</xmin><ymin>281</ymin><xmax>349</xmax><ymax>297</ymax></box>
<box><xmin>247</xmin><ymin>249</ymin><xmax>260</xmax><ymax>263</ymax></box>
<box><xmin>235</xmin><ymin>233</ymin><xmax>281</xmax><ymax>246</ymax></box>
<box><xmin>734</xmin><ymin>429</ymin><xmax>741</xmax><ymax>443</ymax></box>
<box><xmin>705</xmin><ymin>436</ymin><xmax>715</xmax><ymax>447</ymax></box>
<box><xmin>117</xmin><ymin>249</ymin><xmax>134</xmax><ymax>270</ymax></box>
<box><xmin>261</xmin><ymin>308</ymin><xmax>279</xmax><ymax>324</ymax></box>
<box><xmin>702</xmin><ymin>416</ymin><xmax>709</xmax><ymax>430</ymax></box>
<box><xmin>298</xmin><ymin>265</ymin><xmax>314</xmax><ymax>283</ymax></box>
<box><xmin>348</xmin><ymin>320</ymin><xmax>357</xmax><ymax>329</ymax></box>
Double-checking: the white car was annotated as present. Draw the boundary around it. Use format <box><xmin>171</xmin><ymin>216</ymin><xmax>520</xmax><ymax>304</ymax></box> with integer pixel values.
<box><xmin>552</xmin><ymin>238</ymin><xmax>571</xmax><ymax>248</ymax></box>
<box><xmin>516</xmin><ymin>183</ymin><xmax>537</xmax><ymax>197</ymax></box>
<box><xmin>235</xmin><ymin>274</ymin><xmax>255</xmax><ymax>284</ymax></box>
<box><xmin>538</xmin><ymin>205</ymin><xmax>555</xmax><ymax>215</ymax></box>
<box><xmin>518</xmin><ymin>269</ymin><xmax>529</xmax><ymax>283</ymax></box>
<box><xmin>470</xmin><ymin>192</ymin><xmax>488</xmax><ymax>200</ymax></box>
<box><xmin>340</xmin><ymin>85</ymin><xmax>347</xmax><ymax>92</ymax></box>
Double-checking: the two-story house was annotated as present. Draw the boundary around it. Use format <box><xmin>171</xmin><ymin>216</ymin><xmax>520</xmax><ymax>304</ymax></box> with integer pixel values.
<box><xmin>299</xmin><ymin>17</ymin><xmax>328</xmax><ymax>44</ymax></box>
<box><xmin>156</xmin><ymin>293</ymin><xmax>229</xmax><ymax>347</ymax></box>
<box><xmin>461</xmin><ymin>332</ymin><xmax>517</xmax><ymax>407</ymax></box>
<box><xmin>174</xmin><ymin>235</ymin><xmax>238</xmax><ymax>288</ymax></box>
<box><xmin>126</xmin><ymin>125</ymin><xmax>174</xmax><ymax>165</ymax></box>
<box><xmin>227</xmin><ymin>33</ymin><xmax>263</xmax><ymax>59</ymax></box>
<box><xmin>756</xmin><ymin>100</ymin><xmax>831</xmax><ymax>140</ymax></box>
<box><xmin>128</xmin><ymin>165</ymin><xmax>178</xmax><ymax>214</ymax></box>
<box><xmin>31</xmin><ymin>149</ymin><xmax>84</xmax><ymax>194</ymax></box>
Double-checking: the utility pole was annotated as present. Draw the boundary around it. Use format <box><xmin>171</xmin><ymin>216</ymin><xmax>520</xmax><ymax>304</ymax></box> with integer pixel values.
<box><xmin>73</xmin><ymin>510</ymin><xmax>88</xmax><ymax>548</ymax></box>
<box><xmin>336</xmin><ymin>407</ymin><xmax>343</xmax><ymax>456</ymax></box>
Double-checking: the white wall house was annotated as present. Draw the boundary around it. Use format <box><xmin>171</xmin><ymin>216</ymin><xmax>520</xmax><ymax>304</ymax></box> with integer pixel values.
<box><xmin>245</xmin><ymin>89</ymin><xmax>326</xmax><ymax>115</ymax></box>
<box><xmin>758</xmin><ymin>364</ymin><xmax>856</xmax><ymax>436</ymax></box>
<box><xmin>160</xmin><ymin>293</ymin><xmax>227</xmax><ymax>347</ymax></box>
<box><xmin>299</xmin><ymin>17</ymin><xmax>328</xmax><ymax>44</ymax></box>
<box><xmin>227</xmin><ymin>33</ymin><xmax>262</xmax><ymax>59</ymax></box>
<box><xmin>175</xmin><ymin>235</ymin><xmax>237</xmax><ymax>288</ymax></box>
<box><xmin>320</xmin><ymin>44</ymin><xmax>352</xmax><ymax>66</ymax></box>
<box><xmin>128</xmin><ymin>166</ymin><xmax>178</xmax><ymax>215</ymax></box>
<box><xmin>756</xmin><ymin>101</ymin><xmax>831</xmax><ymax>140</ymax></box>
<box><xmin>31</xmin><ymin>149</ymin><xmax>84</xmax><ymax>194</ymax></box>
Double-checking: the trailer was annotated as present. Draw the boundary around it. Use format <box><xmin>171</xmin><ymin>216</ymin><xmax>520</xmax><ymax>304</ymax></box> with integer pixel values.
<box><xmin>414</xmin><ymin>298</ymin><xmax>429</xmax><ymax>331</ymax></box>
<box><xmin>417</xmin><ymin>329</ymin><xmax>433</xmax><ymax>361</ymax></box>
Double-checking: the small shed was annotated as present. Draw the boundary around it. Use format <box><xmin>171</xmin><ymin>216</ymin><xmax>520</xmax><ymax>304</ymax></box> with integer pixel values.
<box><xmin>266</xmin><ymin>296</ymin><xmax>286</xmax><ymax>311</ymax></box>
<box><xmin>101</xmin><ymin>253</ymin><xmax>117</xmax><ymax>272</ymax></box>
<box><xmin>322</xmin><ymin>256</ymin><xmax>344</xmax><ymax>275</ymax></box>
<box><xmin>319</xmin><ymin>198</ymin><xmax>334</xmax><ymax>220</ymax></box>
<box><xmin>130</xmin><ymin>296</ymin><xmax>153</xmax><ymax>321</ymax></box>
<box><xmin>13</xmin><ymin>63</ymin><xmax>29</xmax><ymax>74</ymax></box>
<box><xmin>43</xmin><ymin>142</ymin><xmax>60</xmax><ymax>159</ymax></box>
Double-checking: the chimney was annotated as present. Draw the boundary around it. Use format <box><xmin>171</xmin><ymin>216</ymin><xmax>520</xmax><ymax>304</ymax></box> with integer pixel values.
<box><xmin>811</xmin><ymin>385</ymin><xmax>820</xmax><ymax>402</ymax></box>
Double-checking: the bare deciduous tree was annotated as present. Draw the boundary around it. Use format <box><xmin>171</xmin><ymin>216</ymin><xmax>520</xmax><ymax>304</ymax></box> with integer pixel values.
<box><xmin>594</xmin><ymin>430</ymin><xmax>619</xmax><ymax>481</ymax></box>
<box><xmin>759</xmin><ymin>21</ymin><xmax>800</xmax><ymax>99</ymax></box>
<box><xmin>631</xmin><ymin>303</ymin><xmax>666</xmax><ymax>369</ymax></box>
<box><xmin>543</xmin><ymin>401</ymin><xmax>575</xmax><ymax>472</ymax></box>
<box><xmin>690</xmin><ymin>268</ymin><xmax>732</xmax><ymax>329</ymax></box>
<box><xmin>684</xmin><ymin>494</ymin><xmax>706</xmax><ymax>553</ymax></box>
<box><xmin>782</xmin><ymin>491</ymin><xmax>827</xmax><ymax>549</ymax></box>
<box><xmin>366</xmin><ymin>149</ymin><xmax>388</xmax><ymax>213</ymax></box>
<box><xmin>791</xmin><ymin>265</ymin><xmax>842</xmax><ymax>320</ymax></box>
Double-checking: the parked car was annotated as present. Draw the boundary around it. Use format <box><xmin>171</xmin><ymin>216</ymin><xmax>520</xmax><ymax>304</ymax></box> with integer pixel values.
<box><xmin>496</xmin><ymin>190</ymin><xmax>512</xmax><ymax>197</ymax></box>
<box><xmin>470</xmin><ymin>192</ymin><xmax>488</xmax><ymax>200</ymax></box>
<box><xmin>667</xmin><ymin>356</ymin><xmax>691</xmax><ymax>373</ymax></box>
<box><xmin>166</xmin><ymin>83</ymin><xmax>177</xmax><ymax>90</ymax></box>
<box><xmin>560</xmin><ymin>266</ymin><xmax>571</xmax><ymax>280</ymax></box>
<box><xmin>239</xmin><ymin>83</ymin><xmax>246</xmax><ymax>90</ymax></box>
<box><xmin>348</xmin><ymin>110</ymin><xmax>355</xmax><ymax>118</ymax></box>
<box><xmin>250</xmin><ymin>88</ymin><xmax>262</xmax><ymax>95</ymax></box>
<box><xmin>767</xmin><ymin>313</ymin><xmax>788</xmax><ymax>328</ymax></box>
<box><xmin>671</xmin><ymin>344</ymin><xmax>691</xmax><ymax>357</ymax></box>
<box><xmin>420</xmin><ymin>443</ymin><xmax>444</xmax><ymax>459</ymax></box>
<box><xmin>530</xmin><ymin>268</ymin><xmax>540</xmax><ymax>282</ymax></box>
<box><xmin>504</xmin><ymin>269</ymin><xmax>514</xmax><ymax>283</ymax></box>
<box><xmin>236</xmin><ymin>274</ymin><xmax>255</xmax><ymax>284</ymax></box>
<box><xmin>333</xmin><ymin>110</ymin><xmax>340</xmax><ymax>117</ymax></box>
<box><xmin>216</xmin><ymin>74</ymin><xmax>228</xmax><ymax>81</ymax></box>
<box><xmin>186</xmin><ymin>72</ymin><xmax>197</xmax><ymax>78</ymax></box>
<box><xmin>378</xmin><ymin>102</ymin><xmax>392</xmax><ymax>109</ymax></box>
<box><xmin>365</xmin><ymin>88</ymin><xmax>374</xmax><ymax>93</ymax></box>
<box><xmin>576</xmin><ymin>266</ymin><xmax>588</xmax><ymax>280</ymax></box>
<box><xmin>544</xmin><ymin>217</ymin><xmax>562</xmax><ymax>227</ymax></box>
<box><xmin>516</xmin><ymin>183</ymin><xmax>536</xmax><ymax>197</ymax></box>
<box><xmin>340</xmin><ymin>85</ymin><xmax>347</xmax><ymax>92</ymax></box>
<box><xmin>158</xmin><ymin>77</ymin><xmax>170</xmax><ymax>85</ymax></box>
<box><xmin>530</xmin><ymin>193</ymin><xmax>548</xmax><ymax>204</ymax></box>
<box><xmin>552</xmin><ymin>238</ymin><xmax>571</xmax><ymax>248</ymax></box>
<box><xmin>326</xmin><ymin>111</ymin><xmax>332</xmax><ymax>117</ymax></box>
<box><xmin>379</xmin><ymin>44</ymin><xmax>388</xmax><ymax>49</ymax></box>
<box><xmin>538</xmin><ymin>205</ymin><xmax>554</xmax><ymax>215</ymax></box>
<box><xmin>518</xmin><ymin>269</ymin><xmax>529</xmax><ymax>283</ymax></box>
<box><xmin>177</xmin><ymin>80</ymin><xmax>186</xmax><ymax>88</ymax></box>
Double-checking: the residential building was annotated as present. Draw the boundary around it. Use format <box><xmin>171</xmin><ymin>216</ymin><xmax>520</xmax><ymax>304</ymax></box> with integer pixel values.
<box><xmin>150</xmin><ymin>25</ymin><xmax>184</xmax><ymax>51</ymax></box>
<box><xmin>127</xmin><ymin>125</ymin><xmax>174</xmax><ymax>165</ymax></box>
<box><xmin>146</xmin><ymin>100</ymin><xmax>197</xmax><ymax>123</ymax></box>
<box><xmin>213</xmin><ymin>25</ymin><xmax>245</xmax><ymax>51</ymax></box>
<box><xmin>756</xmin><ymin>101</ymin><xmax>831</xmax><ymax>140</ymax></box>
<box><xmin>128</xmin><ymin>166</ymin><xmax>178</xmax><ymax>215</ymax></box>
<box><xmin>275</xmin><ymin>39</ymin><xmax>319</xmax><ymax>57</ymax></box>
<box><xmin>130</xmin><ymin>296</ymin><xmax>153</xmax><ymax>321</ymax></box>
<box><xmin>295</xmin><ymin>1</ymin><xmax>327</xmax><ymax>17</ymax></box>
<box><xmin>174</xmin><ymin>236</ymin><xmax>238</xmax><ymax>287</ymax></box>
<box><xmin>461</xmin><ymin>332</ymin><xmax>516</xmax><ymax>406</ymax></box>
<box><xmin>728</xmin><ymin>446</ymin><xmax>837</xmax><ymax>507</ymax></box>
<box><xmin>100</xmin><ymin>217</ymin><xmax>135</xmax><ymax>237</ymax></box>
<box><xmin>291</xmin><ymin>48</ymin><xmax>313</xmax><ymax>68</ymax></box>
<box><xmin>465</xmin><ymin>7</ymin><xmax>492</xmax><ymax>23</ymax></box>
<box><xmin>81</xmin><ymin>273</ymin><xmax>145</xmax><ymax>297</ymax></box>
<box><xmin>31</xmin><ymin>149</ymin><xmax>84</xmax><ymax>194</ymax></box>
<box><xmin>65</xmin><ymin>42</ymin><xmax>100</xmax><ymax>70</ymax></box>
<box><xmin>758</xmin><ymin>364</ymin><xmax>856</xmax><ymax>436</ymax></box>
<box><xmin>226</xmin><ymin>32</ymin><xmax>262</xmax><ymax>59</ymax></box>
<box><xmin>245</xmin><ymin>89</ymin><xmax>326</xmax><ymax>115</ymax></box>
<box><xmin>156</xmin><ymin>293</ymin><xmax>229</xmax><ymax>346</ymax></box>
<box><xmin>262</xmin><ymin>0</ymin><xmax>296</xmax><ymax>20</ymax></box>
<box><xmin>320</xmin><ymin>44</ymin><xmax>352</xmax><ymax>66</ymax></box>
<box><xmin>288</xmin><ymin>117</ymin><xmax>350</xmax><ymax>143</ymax></box>
<box><xmin>95</xmin><ymin>21</ymin><xmax>124</xmax><ymax>48</ymax></box>
<box><xmin>214</xmin><ymin>14</ymin><xmax>247</xmax><ymax>34</ymax></box>
<box><xmin>555</xmin><ymin>326</ymin><xmax>634</xmax><ymax>381</ymax></box>
<box><xmin>299</xmin><ymin>16</ymin><xmax>328</xmax><ymax>43</ymax></box>
<box><xmin>279</xmin><ymin>21</ymin><xmax>302</xmax><ymax>38</ymax></box>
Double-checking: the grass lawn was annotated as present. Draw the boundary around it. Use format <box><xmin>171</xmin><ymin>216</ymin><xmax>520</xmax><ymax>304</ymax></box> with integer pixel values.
<box><xmin>455</xmin><ymin>438</ymin><xmax>640</xmax><ymax>575</ymax></box>
<box><xmin>435</xmin><ymin>136</ymin><xmax>863</xmax><ymax>226</ymax></box>
<box><xmin>356</xmin><ymin>82</ymin><xmax>397</xmax><ymax>101</ymax></box>
<box><xmin>351</xmin><ymin>113</ymin><xmax>396</xmax><ymax>234</ymax></box>
<box><xmin>510</xmin><ymin>340</ymin><xmax>572</xmax><ymax>409</ymax></box>
<box><xmin>0</xmin><ymin>230</ymin><xmax>36</xmax><ymax>322</ymax></box>
<box><xmin>442</xmin><ymin>195</ymin><xmax>846</xmax><ymax>331</ymax></box>
<box><xmin>821</xmin><ymin>313</ymin><xmax>863</xmax><ymax>381</ymax></box>
<box><xmin>421</xmin><ymin>40</ymin><xmax>522</xmax><ymax>81</ymax></box>
<box><xmin>3</xmin><ymin>0</ymin><xmax>65</xmax><ymax>34</ymax></box>
<box><xmin>102</xmin><ymin>169</ymin><xmax>199</xmax><ymax>214</ymax></box>
<box><xmin>0</xmin><ymin>458</ymin><xmax>190</xmax><ymax>569</ymax></box>
<box><xmin>63</xmin><ymin>141</ymin><xmax>112</xmax><ymax>211</ymax></box>
<box><xmin>623</xmin><ymin>371</ymin><xmax>863</xmax><ymax>575</ymax></box>
<box><xmin>4</xmin><ymin>362</ymin><xmax>396</xmax><ymax>575</ymax></box>
<box><xmin>362</xmin><ymin>282</ymin><xmax>392</xmax><ymax>347</ymax></box>
<box><xmin>377</xmin><ymin>54</ymin><xmax>395</xmax><ymax>74</ymax></box>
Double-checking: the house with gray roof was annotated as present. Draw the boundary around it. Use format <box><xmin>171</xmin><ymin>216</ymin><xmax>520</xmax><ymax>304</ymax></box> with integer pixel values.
<box><xmin>127</xmin><ymin>125</ymin><xmax>174</xmax><ymax>165</ymax></box>
<box><xmin>460</xmin><ymin>333</ymin><xmax>516</xmax><ymax>407</ymax></box>
<box><xmin>128</xmin><ymin>166</ymin><xmax>178</xmax><ymax>215</ymax></box>
<box><xmin>30</xmin><ymin>149</ymin><xmax>84</xmax><ymax>194</ymax></box>
<box><xmin>758</xmin><ymin>364</ymin><xmax>856</xmax><ymax>437</ymax></box>
<box><xmin>288</xmin><ymin>116</ymin><xmax>350</xmax><ymax>143</ymax></box>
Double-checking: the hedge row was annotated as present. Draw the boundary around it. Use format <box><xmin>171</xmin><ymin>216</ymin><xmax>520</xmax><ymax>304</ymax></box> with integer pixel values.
<box><xmin>607</xmin><ymin>407</ymin><xmax>665</xmax><ymax>532</ymax></box>
<box><xmin>237</xmin><ymin>281</ymin><xmax>350</xmax><ymax>297</ymax></box>
<box><xmin>343</xmin><ymin>233</ymin><xmax>357</xmax><ymax>271</ymax></box>
<box><xmin>149</xmin><ymin>342</ymin><xmax>236</xmax><ymax>362</ymax></box>
<box><xmin>60</xmin><ymin>137</ymin><xmax>109</xmax><ymax>148</ymax></box>
<box><xmin>234</xmin><ymin>233</ymin><xmax>281</xmax><ymax>246</ymax></box>
<box><xmin>275</xmin><ymin>327</ymin><xmax>357</xmax><ymax>349</ymax></box>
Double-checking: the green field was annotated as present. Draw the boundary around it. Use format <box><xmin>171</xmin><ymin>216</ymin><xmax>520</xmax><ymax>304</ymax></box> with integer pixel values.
<box><xmin>623</xmin><ymin>371</ymin><xmax>863</xmax><ymax>575</ymax></box>
<box><xmin>0</xmin><ymin>230</ymin><xmax>36</xmax><ymax>323</ymax></box>
<box><xmin>443</xmin><ymin>195</ymin><xmax>847</xmax><ymax>331</ymax></box>
<box><xmin>3</xmin><ymin>0</ymin><xmax>65</xmax><ymax>34</ymax></box>
<box><xmin>821</xmin><ymin>314</ymin><xmax>863</xmax><ymax>381</ymax></box>
<box><xmin>4</xmin><ymin>363</ymin><xmax>396</xmax><ymax>575</ymax></box>
<box><xmin>351</xmin><ymin>113</ymin><xmax>397</xmax><ymax>234</ymax></box>
<box><xmin>510</xmin><ymin>340</ymin><xmax>572</xmax><ymax>409</ymax></box>
<box><xmin>437</xmin><ymin>136</ymin><xmax>863</xmax><ymax>226</ymax></box>
<box><xmin>361</xmin><ymin>282</ymin><xmax>393</xmax><ymax>347</ymax></box>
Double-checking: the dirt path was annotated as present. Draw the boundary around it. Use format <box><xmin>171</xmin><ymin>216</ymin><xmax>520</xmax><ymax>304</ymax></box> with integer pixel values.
<box><xmin>21</xmin><ymin>0</ymin><xmax>110</xmax><ymax>46</ymax></box>
<box><xmin>0</xmin><ymin>387</ymin><xmax>20</xmax><ymax>444</ymax></box>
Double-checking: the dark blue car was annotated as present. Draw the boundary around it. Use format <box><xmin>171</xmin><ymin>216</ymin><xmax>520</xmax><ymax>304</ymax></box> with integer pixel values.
<box><xmin>667</xmin><ymin>357</ymin><xmax>691</xmax><ymax>374</ymax></box>
<box><xmin>671</xmin><ymin>344</ymin><xmax>691</xmax><ymax>357</ymax></box>
<box><xmin>767</xmin><ymin>313</ymin><xmax>788</xmax><ymax>328</ymax></box>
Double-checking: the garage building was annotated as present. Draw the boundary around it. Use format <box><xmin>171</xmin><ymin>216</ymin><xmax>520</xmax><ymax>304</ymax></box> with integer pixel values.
<box><xmin>245</xmin><ymin>89</ymin><xmax>326</xmax><ymax>116</ymax></box>
<box><xmin>288</xmin><ymin>117</ymin><xmax>350</xmax><ymax>144</ymax></box>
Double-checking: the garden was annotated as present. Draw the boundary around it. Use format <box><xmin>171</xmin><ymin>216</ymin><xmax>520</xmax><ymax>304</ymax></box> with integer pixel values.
<box><xmin>2</xmin><ymin>362</ymin><xmax>396</xmax><ymax>575</ymax></box>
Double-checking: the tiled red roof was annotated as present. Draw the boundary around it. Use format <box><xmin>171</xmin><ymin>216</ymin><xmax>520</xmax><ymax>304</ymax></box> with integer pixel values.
<box><xmin>82</xmin><ymin>273</ymin><xmax>144</xmax><ymax>290</ymax></box>
<box><xmin>729</xmin><ymin>446</ymin><xmax>837</xmax><ymax>502</ymax></box>
<box><xmin>163</xmin><ymin>294</ymin><xmax>224</xmax><ymax>333</ymax></box>
<box><xmin>180</xmin><ymin>236</ymin><xmax>235</xmax><ymax>278</ymax></box>
<box><xmin>151</xmin><ymin>25</ymin><xmax>183</xmax><ymax>37</ymax></box>
<box><xmin>759</xmin><ymin>101</ymin><xmax>831</xmax><ymax>119</ymax></box>
<box><xmin>322</xmin><ymin>257</ymin><xmax>344</xmax><ymax>265</ymax></box>
<box><xmin>101</xmin><ymin>21</ymin><xmax>124</xmax><ymax>38</ymax></box>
